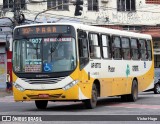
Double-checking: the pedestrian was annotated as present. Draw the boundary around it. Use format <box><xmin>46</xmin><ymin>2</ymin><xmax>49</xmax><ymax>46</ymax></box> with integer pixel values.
<box><xmin>6</xmin><ymin>71</ymin><xmax>12</xmax><ymax>93</ymax></box>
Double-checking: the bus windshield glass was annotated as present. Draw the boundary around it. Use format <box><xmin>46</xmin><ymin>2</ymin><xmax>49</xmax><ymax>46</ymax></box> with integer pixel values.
<box><xmin>13</xmin><ymin>37</ymin><xmax>76</xmax><ymax>73</ymax></box>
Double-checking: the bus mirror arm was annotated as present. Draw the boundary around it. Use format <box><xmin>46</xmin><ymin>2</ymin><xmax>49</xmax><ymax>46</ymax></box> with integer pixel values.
<box><xmin>5</xmin><ymin>40</ymin><xmax>10</xmax><ymax>51</ymax></box>
<box><xmin>77</xmin><ymin>29</ymin><xmax>87</xmax><ymax>38</ymax></box>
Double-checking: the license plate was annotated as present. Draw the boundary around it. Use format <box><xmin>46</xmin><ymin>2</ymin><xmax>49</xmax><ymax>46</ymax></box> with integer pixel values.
<box><xmin>38</xmin><ymin>94</ymin><xmax>49</xmax><ymax>98</ymax></box>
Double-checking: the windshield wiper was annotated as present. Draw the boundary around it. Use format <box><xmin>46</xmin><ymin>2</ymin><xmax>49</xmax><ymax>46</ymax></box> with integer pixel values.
<box><xmin>51</xmin><ymin>34</ymin><xmax>62</xmax><ymax>53</ymax></box>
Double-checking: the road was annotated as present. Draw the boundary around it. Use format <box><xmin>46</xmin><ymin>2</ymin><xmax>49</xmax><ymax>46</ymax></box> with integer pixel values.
<box><xmin>0</xmin><ymin>91</ymin><xmax>160</xmax><ymax>123</ymax></box>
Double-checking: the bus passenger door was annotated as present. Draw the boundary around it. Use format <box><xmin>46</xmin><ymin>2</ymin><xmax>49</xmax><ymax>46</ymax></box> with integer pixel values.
<box><xmin>78</xmin><ymin>30</ymin><xmax>89</xmax><ymax>73</ymax></box>
<box><xmin>78</xmin><ymin>31</ymin><xmax>89</xmax><ymax>97</ymax></box>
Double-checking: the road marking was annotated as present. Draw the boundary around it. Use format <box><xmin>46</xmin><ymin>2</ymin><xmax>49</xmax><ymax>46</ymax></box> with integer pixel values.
<box><xmin>107</xmin><ymin>103</ymin><xmax>160</xmax><ymax>110</ymax></box>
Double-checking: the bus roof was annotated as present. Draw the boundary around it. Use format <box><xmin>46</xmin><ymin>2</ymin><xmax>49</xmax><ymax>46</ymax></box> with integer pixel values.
<box><xmin>14</xmin><ymin>23</ymin><xmax>152</xmax><ymax>39</ymax></box>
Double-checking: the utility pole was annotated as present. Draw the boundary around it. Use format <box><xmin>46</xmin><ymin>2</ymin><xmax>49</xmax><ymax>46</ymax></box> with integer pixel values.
<box><xmin>13</xmin><ymin>0</ymin><xmax>20</xmax><ymax>26</ymax></box>
<box><xmin>13</xmin><ymin>0</ymin><xmax>25</xmax><ymax>26</ymax></box>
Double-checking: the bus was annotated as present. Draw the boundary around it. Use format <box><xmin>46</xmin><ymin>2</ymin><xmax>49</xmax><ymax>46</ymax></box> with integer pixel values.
<box><xmin>12</xmin><ymin>23</ymin><xmax>154</xmax><ymax>109</ymax></box>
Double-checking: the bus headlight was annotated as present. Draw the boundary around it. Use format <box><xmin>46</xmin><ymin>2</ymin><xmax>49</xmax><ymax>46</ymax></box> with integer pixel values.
<box><xmin>13</xmin><ymin>83</ymin><xmax>25</xmax><ymax>92</ymax></box>
<box><xmin>62</xmin><ymin>80</ymin><xmax>79</xmax><ymax>90</ymax></box>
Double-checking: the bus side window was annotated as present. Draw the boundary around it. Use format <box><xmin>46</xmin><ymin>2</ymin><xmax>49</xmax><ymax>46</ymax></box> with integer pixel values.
<box><xmin>89</xmin><ymin>33</ymin><xmax>101</xmax><ymax>59</ymax></box>
<box><xmin>131</xmin><ymin>38</ymin><xmax>139</xmax><ymax>60</ymax></box>
<box><xmin>78</xmin><ymin>36</ymin><xmax>89</xmax><ymax>70</ymax></box>
<box><xmin>139</xmin><ymin>39</ymin><xmax>147</xmax><ymax>60</ymax></box>
<box><xmin>146</xmin><ymin>40</ymin><xmax>152</xmax><ymax>61</ymax></box>
<box><xmin>101</xmin><ymin>35</ymin><xmax>111</xmax><ymax>59</ymax></box>
<box><xmin>121</xmin><ymin>37</ymin><xmax>130</xmax><ymax>60</ymax></box>
<box><xmin>112</xmin><ymin>36</ymin><xmax>122</xmax><ymax>59</ymax></box>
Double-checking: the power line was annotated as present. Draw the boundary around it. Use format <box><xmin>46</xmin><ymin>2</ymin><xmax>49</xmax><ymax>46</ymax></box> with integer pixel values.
<box><xmin>23</xmin><ymin>10</ymin><xmax>142</xmax><ymax>25</ymax></box>
<box><xmin>25</xmin><ymin>1</ymin><xmax>160</xmax><ymax>13</ymax></box>
<box><xmin>23</xmin><ymin>3</ymin><xmax>160</xmax><ymax>24</ymax></box>
<box><xmin>2</xmin><ymin>1</ymin><xmax>160</xmax><ymax>25</ymax></box>
<box><xmin>34</xmin><ymin>3</ymin><xmax>74</xmax><ymax>22</ymax></box>
<box><xmin>2</xmin><ymin>1</ymin><xmax>160</xmax><ymax>14</ymax></box>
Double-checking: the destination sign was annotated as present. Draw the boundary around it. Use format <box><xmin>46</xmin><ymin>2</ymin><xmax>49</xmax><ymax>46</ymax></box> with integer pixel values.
<box><xmin>16</xmin><ymin>25</ymin><xmax>71</xmax><ymax>35</ymax></box>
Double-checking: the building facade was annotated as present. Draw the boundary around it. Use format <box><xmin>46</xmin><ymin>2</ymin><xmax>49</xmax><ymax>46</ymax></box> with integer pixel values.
<box><xmin>0</xmin><ymin>0</ymin><xmax>160</xmax><ymax>83</ymax></box>
<box><xmin>1</xmin><ymin>0</ymin><xmax>160</xmax><ymax>24</ymax></box>
<box><xmin>0</xmin><ymin>1</ymin><xmax>13</xmax><ymax>88</ymax></box>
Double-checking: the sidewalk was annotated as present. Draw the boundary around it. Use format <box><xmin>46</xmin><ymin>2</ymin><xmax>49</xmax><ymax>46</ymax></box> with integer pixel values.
<box><xmin>0</xmin><ymin>88</ymin><xmax>13</xmax><ymax>97</ymax></box>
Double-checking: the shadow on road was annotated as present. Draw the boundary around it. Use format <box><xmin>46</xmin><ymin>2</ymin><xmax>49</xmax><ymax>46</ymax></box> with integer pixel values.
<box><xmin>28</xmin><ymin>96</ymin><xmax>150</xmax><ymax>112</ymax></box>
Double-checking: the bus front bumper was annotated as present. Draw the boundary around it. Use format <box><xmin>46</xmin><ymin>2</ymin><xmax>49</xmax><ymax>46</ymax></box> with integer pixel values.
<box><xmin>13</xmin><ymin>84</ymin><xmax>83</xmax><ymax>101</ymax></box>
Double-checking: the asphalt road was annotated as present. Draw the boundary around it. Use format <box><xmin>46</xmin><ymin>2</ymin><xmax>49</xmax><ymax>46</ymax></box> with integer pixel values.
<box><xmin>0</xmin><ymin>91</ymin><xmax>160</xmax><ymax>123</ymax></box>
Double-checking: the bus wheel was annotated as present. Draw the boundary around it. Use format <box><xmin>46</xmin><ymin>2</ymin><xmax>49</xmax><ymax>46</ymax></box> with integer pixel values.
<box><xmin>35</xmin><ymin>100</ymin><xmax>48</xmax><ymax>109</ymax></box>
<box><xmin>84</xmin><ymin>83</ymin><xmax>98</xmax><ymax>109</ymax></box>
<box><xmin>154</xmin><ymin>83</ymin><xmax>160</xmax><ymax>94</ymax></box>
<box><xmin>128</xmin><ymin>80</ymin><xmax>138</xmax><ymax>102</ymax></box>
<box><xmin>121</xmin><ymin>80</ymin><xmax>138</xmax><ymax>102</ymax></box>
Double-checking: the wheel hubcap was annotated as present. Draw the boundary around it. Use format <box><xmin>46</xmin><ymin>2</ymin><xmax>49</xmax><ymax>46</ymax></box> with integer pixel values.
<box><xmin>156</xmin><ymin>84</ymin><xmax>160</xmax><ymax>93</ymax></box>
<box><xmin>92</xmin><ymin>89</ymin><xmax>97</xmax><ymax>103</ymax></box>
<box><xmin>133</xmin><ymin>87</ymin><xmax>138</xmax><ymax>99</ymax></box>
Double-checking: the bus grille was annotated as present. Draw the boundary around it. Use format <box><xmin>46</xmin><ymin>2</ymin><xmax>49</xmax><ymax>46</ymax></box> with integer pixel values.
<box><xmin>27</xmin><ymin>94</ymin><xmax>62</xmax><ymax>99</ymax></box>
<box><xmin>21</xmin><ymin>77</ymin><xmax>66</xmax><ymax>84</ymax></box>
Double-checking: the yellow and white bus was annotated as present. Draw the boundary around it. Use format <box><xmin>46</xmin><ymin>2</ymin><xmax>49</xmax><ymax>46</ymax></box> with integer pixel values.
<box><xmin>12</xmin><ymin>23</ymin><xmax>154</xmax><ymax>109</ymax></box>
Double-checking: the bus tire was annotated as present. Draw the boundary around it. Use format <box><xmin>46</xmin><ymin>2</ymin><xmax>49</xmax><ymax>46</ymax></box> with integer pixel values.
<box><xmin>35</xmin><ymin>100</ymin><xmax>48</xmax><ymax>109</ymax></box>
<box><xmin>121</xmin><ymin>80</ymin><xmax>138</xmax><ymax>102</ymax></box>
<box><xmin>84</xmin><ymin>83</ymin><xmax>98</xmax><ymax>109</ymax></box>
<box><xmin>128</xmin><ymin>80</ymin><xmax>138</xmax><ymax>102</ymax></box>
<box><xmin>154</xmin><ymin>83</ymin><xmax>160</xmax><ymax>94</ymax></box>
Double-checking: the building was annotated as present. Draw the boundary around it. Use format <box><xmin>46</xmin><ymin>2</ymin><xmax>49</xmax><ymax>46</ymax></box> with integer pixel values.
<box><xmin>0</xmin><ymin>18</ymin><xmax>12</xmax><ymax>88</ymax></box>
<box><xmin>0</xmin><ymin>0</ymin><xmax>160</xmax><ymax>86</ymax></box>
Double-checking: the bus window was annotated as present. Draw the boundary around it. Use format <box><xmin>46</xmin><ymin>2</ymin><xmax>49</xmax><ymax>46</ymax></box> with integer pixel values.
<box><xmin>146</xmin><ymin>40</ymin><xmax>152</xmax><ymax>61</ymax></box>
<box><xmin>131</xmin><ymin>38</ymin><xmax>139</xmax><ymax>60</ymax></box>
<box><xmin>139</xmin><ymin>39</ymin><xmax>147</xmax><ymax>60</ymax></box>
<box><xmin>112</xmin><ymin>36</ymin><xmax>122</xmax><ymax>59</ymax></box>
<box><xmin>26</xmin><ymin>40</ymin><xmax>41</xmax><ymax>60</ymax></box>
<box><xmin>101</xmin><ymin>35</ymin><xmax>111</xmax><ymax>59</ymax></box>
<box><xmin>89</xmin><ymin>33</ymin><xmax>101</xmax><ymax>59</ymax></box>
<box><xmin>121</xmin><ymin>37</ymin><xmax>130</xmax><ymax>60</ymax></box>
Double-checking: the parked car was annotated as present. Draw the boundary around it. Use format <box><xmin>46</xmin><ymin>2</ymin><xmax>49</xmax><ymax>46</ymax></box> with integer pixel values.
<box><xmin>153</xmin><ymin>68</ymin><xmax>160</xmax><ymax>94</ymax></box>
<box><xmin>145</xmin><ymin>68</ymin><xmax>160</xmax><ymax>94</ymax></box>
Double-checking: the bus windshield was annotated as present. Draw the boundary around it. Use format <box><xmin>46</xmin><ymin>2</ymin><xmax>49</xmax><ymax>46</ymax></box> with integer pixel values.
<box><xmin>13</xmin><ymin>36</ymin><xmax>76</xmax><ymax>73</ymax></box>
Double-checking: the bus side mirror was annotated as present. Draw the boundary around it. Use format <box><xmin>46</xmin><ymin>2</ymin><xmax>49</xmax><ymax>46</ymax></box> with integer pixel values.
<box><xmin>78</xmin><ymin>30</ymin><xmax>87</xmax><ymax>38</ymax></box>
<box><xmin>5</xmin><ymin>40</ymin><xmax>10</xmax><ymax>51</ymax></box>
